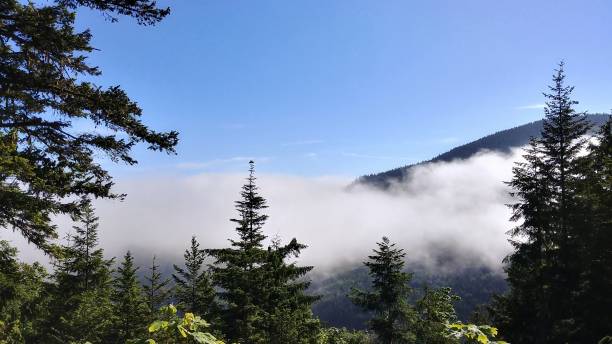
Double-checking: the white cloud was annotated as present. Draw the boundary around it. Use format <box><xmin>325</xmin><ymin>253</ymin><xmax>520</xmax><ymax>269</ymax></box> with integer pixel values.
<box><xmin>6</xmin><ymin>149</ymin><xmax>523</xmax><ymax>276</ymax></box>
<box><xmin>516</xmin><ymin>104</ymin><xmax>546</xmax><ymax>110</ymax></box>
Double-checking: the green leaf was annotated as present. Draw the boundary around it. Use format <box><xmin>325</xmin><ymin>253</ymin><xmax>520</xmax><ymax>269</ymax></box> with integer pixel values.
<box><xmin>191</xmin><ymin>332</ymin><xmax>221</xmax><ymax>344</ymax></box>
<box><xmin>177</xmin><ymin>325</ymin><xmax>188</xmax><ymax>338</ymax></box>
<box><xmin>148</xmin><ymin>320</ymin><xmax>168</xmax><ymax>333</ymax></box>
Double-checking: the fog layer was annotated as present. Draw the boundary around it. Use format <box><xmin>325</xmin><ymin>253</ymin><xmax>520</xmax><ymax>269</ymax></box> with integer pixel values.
<box><xmin>5</xmin><ymin>149</ymin><xmax>523</xmax><ymax>275</ymax></box>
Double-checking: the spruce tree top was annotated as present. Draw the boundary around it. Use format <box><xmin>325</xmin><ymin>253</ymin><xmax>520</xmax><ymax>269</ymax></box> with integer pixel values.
<box><xmin>365</xmin><ymin>236</ymin><xmax>412</xmax><ymax>302</ymax></box>
<box><xmin>540</xmin><ymin>62</ymin><xmax>590</xmax><ymax>166</ymax></box>
<box><xmin>230</xmin><ymin>161</ymin><xmax>268</xmax><ymax>250</ymax></box>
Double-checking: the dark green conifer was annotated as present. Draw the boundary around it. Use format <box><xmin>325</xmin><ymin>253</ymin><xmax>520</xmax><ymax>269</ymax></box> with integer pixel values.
<box><xmin>208</xmin><ymin>161</ymin><xmax>319</xmax><ymax>343</ymax></box>
<box><xmin>492</xmin><ymin>62</ymin><xmax>592</xmax><ymax>343</ymax></box>
<box><xmin>414</xmin><ymin>286</ymin><xmax>459</xmax><ymax>344</ymax></box>
<box><xmin>172</xmin><ymin>236</ymin><xmax>216</xmax><ymax>318</ymax></box>
<box><xmin>207</xmin><ymin>161</ymin><xmax>272</xmax><ymax>343</ymax></box>
<box><xmin>577</xmin><ymin>115</ymin><xmax>612</xmax><ymax>342</ymax></box>
<box><xmin>0</xmin><ymin>240</ymin><xmax>49</xmax><ymax>343</ymax></box>
<box><xmin>261</xmin><ymin>238</ymin><xmax>321</xmax><ymax>344</ymax></box>
<box><xmin>350</xmin><ymin>236</ymin><xmax>416</xmax><ymax>343</ymax></box>
<box><xmin>53</xmin><ymin>203</ymin><xmax>114</xmax><ymax>297</ymax></box>
<box><xmin>143</xmin><ymin>255</ymin><xmax>172</xmax><ymax>315</ymax></box>
<box><xmin>112</xmin><ymin>251</ymin><xmax>149</xmax><ymax>343</ymax></box>
<box><xmin>0</xmin><ymin>0</ymin><xmax>177</xmax><ymax>255</ymax></box>
<box><xmin>46</xmin><ymin>204</ymin><xmax>114</xmax><ymax>343</ymax></box>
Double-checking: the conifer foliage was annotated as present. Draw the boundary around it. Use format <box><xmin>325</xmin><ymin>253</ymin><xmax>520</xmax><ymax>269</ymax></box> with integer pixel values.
<box><xmin>0</xmin><ymin>241</ymin><xmax>48</xmax><ymax>342</ymax></box>
<box><xmin>61</xmin><ymin>204</ymin><xmax>111</xmax><ymax>292</ymax></box>
<box><xmin>112</xmin><ymin>251</ymin><xmax>149</xmax><ymax>342</ymax></box>
<box><xmin>578</xmin><ymin>116</ymin><xmax>612</xmax><ymax>341</ymax></box>
<box><xmin>0</xmin><ymin>0</ymin><xmax>177</xmax><ymax>254</ymax></box>
<box><xmin>173</xmin><ymin>236</ymin><xmax>216</xmax><ymax>318</ymax></box>
<box><xmin>491</xmin><ymin>63</ymin><xmax>611</xmax><ymax>343</ymax></box>
<box><xmin>414</xmin><ymin>287</ymin><xmax>460</xmax><ymax>344</ymax></box>
<box><xmin>208</xmin><ymin>161</ymin><xmax>319</xmax><ymax>343</ymax></box>
<box><xmin>47</xmin><ymin>203</ymin><xmax>115</xmax><ymax>343</ymax></box>
<box><xmin>143</xmin><ymin>255</ymin><xmax>172</xmax><ymax>316</ymax></box>
<box><xmin>350</xmin><ymin>236</ymin><xmax>417</xmax><ymax>343</ymax></box>
<box><xmin>261</xmin><ymin>238</ymin><xmax>321</xmax><ymax>343</ymax></box>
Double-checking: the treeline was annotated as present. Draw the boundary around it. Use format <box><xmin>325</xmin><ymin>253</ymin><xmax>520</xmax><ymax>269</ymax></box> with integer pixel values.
<box><xmin>0</xmin><ymin>162</ymin><xmax>502</xmax><ymax>343</ymax></box>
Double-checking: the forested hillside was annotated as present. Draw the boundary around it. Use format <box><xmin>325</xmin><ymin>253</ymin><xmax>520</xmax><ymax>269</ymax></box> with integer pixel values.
<box><xmin>357</xmin><ymin>114</ymin><xmax>610</xmax><ymax>189</ymax></box>
<box><xmin>311</xmin><ymin>264</ymin><xmax>507</xmax><ymax>329</ymax></box>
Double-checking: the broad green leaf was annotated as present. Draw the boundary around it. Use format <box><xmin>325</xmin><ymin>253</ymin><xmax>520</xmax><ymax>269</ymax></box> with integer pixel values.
<box><xmin>177</xmin><ymin>325</ymin><xmax>188</xmax><ymax>338</ymax></box>
<box><xmin>191</xmin><ymin>332</ymin><xmax>221</xmax><ymax>344</ymax></box>
<box><xmin>148</xmin><ymin>320</ymin><xmax>168</xmax><ymax>333</ymax></box>
<box><xmin>477</xmin><ymin>332</ymin><xmax>489</xmax><ymax>343</ymax></box>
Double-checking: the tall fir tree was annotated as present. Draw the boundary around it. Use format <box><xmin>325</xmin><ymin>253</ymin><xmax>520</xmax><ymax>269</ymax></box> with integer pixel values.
<box><xmin>65</xmin><ymin>204</ymin><xmax>109</xmax><ymax>292</ymax></box>
<box><xmin>577</xmin><ymin>115</ymin><xmax>612</xmax><ymax>342</ymax></box>
<box><xmin>45</xmin><ymin>203</ymin><xmax>115</xmax><ymax>343</ymax></box>
<box><xmin>143</xmin><ymin>255</ymin><xmax>172</xmax><ymax>315</ymax></box>
<box><xmin>350</xmin><ymin>236</ymin><xmax>417</xmax><ymax>344</ymax></box>
<box><xmin>260</xmin><ymin>238</ymin><xmax>321</xmax><ymax>344</ymax></box>
<box><xmin>207</xmin><ymin>161</ymin><xmax>272</xmax><ymax>343</ymax></box>
<box><xmin>491</xmin><ymin>62</ymin><xmax>592</xmax><ymax>343</ymax></box>
<box><xmin>112</xmin><ymin>251</ymin><xmax>149</xmax><ymax>343</ymax></box>
<box><xmin>208</xmin><ymin>161</ymin><xmax>319</xmax><ymax>343</ymax></box>
<box><xmin>172</xmin><ymin>236</ymin><xmax>216</xmax><ymax>318</ymax></box>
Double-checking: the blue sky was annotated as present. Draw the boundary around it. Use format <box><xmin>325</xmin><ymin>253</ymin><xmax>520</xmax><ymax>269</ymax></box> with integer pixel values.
<box><xmin>76</xmin><ymin>0</ymin><xmax>612</xmax><ymax>177</ymax></box>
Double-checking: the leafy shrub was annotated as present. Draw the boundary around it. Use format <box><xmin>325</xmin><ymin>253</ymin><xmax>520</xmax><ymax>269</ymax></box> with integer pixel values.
<box><xmin>128</xmin><ymin>304</ymin><xmax>223</xmax><ymax>344</ymax></box>
<box><xmin>446</xmin><ymin>323</ymin><xmax>508</xmax><ymax>344</ymax></box>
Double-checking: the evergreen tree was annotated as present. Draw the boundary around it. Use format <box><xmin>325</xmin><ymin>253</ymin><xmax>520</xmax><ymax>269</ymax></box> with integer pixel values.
<box><xmin>51</xmin><ymin>204</ymin><xmax>113</xmax><ymax>300</ymax></box>
<box><xmin>261</xmin><ymin>238</ymin><xmax>321</xmax><ymax>344</ymax></box>
<box><xmin>0</xmin><ymin>240</ymin><xmax>50</xmax><ymax>343</ymax></box>
<box><xmin>491</xmin><ymin>62</ymin><xmax>591</xmax><ymax>343</ymax></box>
<box><xmin>0</xmin><ymin>0</ymin><xmax>177</xmax><ymax>255</ymax></box>
<box><xmin>45</xmin><ymin>203</ymin><xmax>115</xmax><ymax>343</ymax></box>
<box><xmin>112</xmin><ymin>251</ymin><xmax>149</xmax><ymax>343</ymax></box>
<box><xmin>172</xmin><ymin>236</ymin><xmax>216</xmax><ymax>318</ymax></box>
<box><xmin>66</xmin><ymin>204</ymin><xmax>110</xmax><ymax>292</ymax></box>
<box><xmin>414</xmin><ymin>287</ymin><xmax>459</xmax><ymax>344</ymax></box>
<box><xmin>577</xmin><ymin>115</ymin><xmax>612</xmax><ymax>342</ymax></box>
<box><xmin>57</xmin><ymin>288</ymin><xmax>115</xmax><ymax>344</ymax></box>
<box><xmin>143</xmin><ymin>255</ymin><xmax>172</xmax><ymax>315</ymax></box>
<box><xmin>207</xmin><ymin>161</ymin><xmax>272</xmax><ymax>343</ymax></box>
<box><xmin>490</xmin><ymin>141</ymin><xmax>554</xmax><ymax>343</ymax></box>
<box><xmin>208</xmin><ymin>161</ymin><xmax>319</xmax><ymax>343</ymax></box>
<box><xmin>350</xmin><ymin>236</ymin><xmax>416</xmax><ymax>344</ymax></box>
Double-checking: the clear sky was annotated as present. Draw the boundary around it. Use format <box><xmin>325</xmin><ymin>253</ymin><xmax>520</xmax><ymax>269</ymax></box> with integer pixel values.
<box><xmin>76</xmin><ymin>0</ymin><xmax>612</xmax><ymax>177</ymax></box>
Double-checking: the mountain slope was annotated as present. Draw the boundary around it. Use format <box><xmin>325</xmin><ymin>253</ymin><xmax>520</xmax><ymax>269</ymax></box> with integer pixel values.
<box><xmin>357</xmin><ymin>114</ymin><xmax>610</xmax><ymax>189</ymax></box>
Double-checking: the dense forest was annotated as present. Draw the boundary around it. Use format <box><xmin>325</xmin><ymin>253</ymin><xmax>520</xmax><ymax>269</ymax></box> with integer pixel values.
<box><xmin>1</xmin><ymin>0</ymin><xmax>612</xmax><ymax>343</ymax></box>
<box><xmin>311</xmin><ymin>263</ymin><xmax>507</xmax><ymax>330</ymax></box>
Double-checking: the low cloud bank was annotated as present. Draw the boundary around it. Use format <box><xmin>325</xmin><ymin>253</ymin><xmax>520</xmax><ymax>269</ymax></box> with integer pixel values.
<box><xmin>6</xmin><ymin>149</ymin><xmax>523</xmax><ymax>276</ymax></box>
